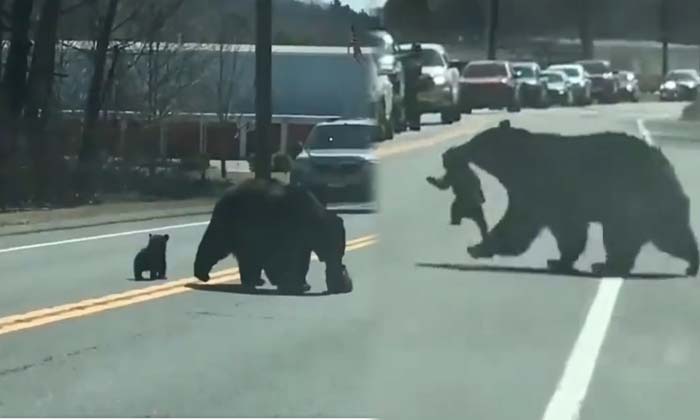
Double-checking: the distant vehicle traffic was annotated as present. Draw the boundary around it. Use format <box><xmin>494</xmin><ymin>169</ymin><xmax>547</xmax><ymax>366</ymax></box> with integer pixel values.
<box><xmin>576</xmin><ymin>59</ymin><xmax>620</xmax><ymax>103</ymax></box>
<box><xmin>399</xmin><ymin>43</ymin><xmax>462</xmax><ymax>124</ymax></box>
<box><xmin>545</xmin><ymin>64</ymin><xmax>592</xmax><ymax>105</ymax></box>
<box><xmin>541</xmin><ymin>70</ymin><xmax>574</xmax><ymax>106</ymax></box>
<box><xmin>659</xmin><ymin>69</ymin><xmax>700</xmax><ymax>101</ymax></box>
<box><xmin>290</xmin><ymin>119</ymin><xmax>379</xmax><ymax>204</ymax></box>
<box><xmin>512</xmin><ymin>62</ymin><xmax>549</xmax><ymax>108</ymax></box>
<box><xmin>365</xmin><ymin>29</ymin><xmax>408</xmax><ymax>134</ymax></box>
<box><xmin>458</xmin><ymin>60</ymin><xmax>521</xmax><ymax>113</ymax></box>
<box><xmin>616</xmin><ymin>71</ymin><xmax>640</xmax><ymax>102</ymax></box>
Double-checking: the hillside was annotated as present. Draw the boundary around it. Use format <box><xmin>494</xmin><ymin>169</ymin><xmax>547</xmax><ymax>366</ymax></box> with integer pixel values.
<box><xmin>58</xmin><ymin>0</ymin><xmax>380</xmax><ymax>45</ymax></box>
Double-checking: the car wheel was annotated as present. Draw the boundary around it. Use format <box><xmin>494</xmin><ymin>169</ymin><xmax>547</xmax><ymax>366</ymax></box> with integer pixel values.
<box><xmin>538</xmin><ymin>89</ymin><xmax>550</xmax><ymax>108</ymax></box>
<box><xmin>507</xmin><ymin>95</ymin><xmax>521</xmax><ymax>113</ymax></box>
<box><xmin>451</xmin><ymin>105</ymin><xmax>461</xmax><ymax>122</ymax></box>
<box><xmin>393</xmin><ymin>105</ymin><xmax>407</xmax><ymax>133</ymax></box>
<box><xmin>565</xmin><ymin>91</ymin><xmax>573</xmax><ymax>106</ymax></box>
<box><xmin>385</xmin><ymin>117</ymin><xmax>395</xmax><ymax>140</ymax></box>
<box><xmin>441</xmin><ymin>110</ymin><xmax>453</xmax><ymax>124</ymax></box>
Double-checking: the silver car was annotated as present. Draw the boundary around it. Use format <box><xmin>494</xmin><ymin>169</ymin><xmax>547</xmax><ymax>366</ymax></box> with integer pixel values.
<box><xmin>541</xmin><ymin>70</ymin><xmax>575</xmax><ymax>106</ymax></box>
<box><xmin>546</xmin><ymin>64</ymin><xmax>592</xmax><ymax>106</ymax></box>
<box><xmin>290</xmin><ymin>119</ymin><xmax>379</xmax><ymax>205</ymax></box>
<box><xmin>659</xmin><ymin>69</ymin><xmax>700</xmax><ymax>101</ymax></box>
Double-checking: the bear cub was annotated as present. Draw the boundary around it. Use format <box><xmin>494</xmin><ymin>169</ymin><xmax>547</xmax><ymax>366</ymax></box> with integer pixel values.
<box><xmin>134</xmin><ymin>234</ymin><xmax>169</xmax><ymax>280</ymax></box>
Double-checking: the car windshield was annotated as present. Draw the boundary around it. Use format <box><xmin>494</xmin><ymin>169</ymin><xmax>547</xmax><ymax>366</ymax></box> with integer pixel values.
<box><xmin>306</xmin><ymin>125</ymin><xmax>377</xmax><ymax>150</ymax></box>
<box><xmin>464</xmin><ymin>63</ymin><xmax>508</xmax><ymax>77</ymax></box>
<box><xmin>579</xmin><ymin>61</ymin><xmax>609</xmax><ymax>74</ymax></box>
<box><xmin>418</xmin><ymin>49</ymin><xmax>444</xmax><ymax>66</ymax></box>
<box><xmin>666</xmin><ymin>72</ymin><xmax>698</xmax><ymax>82</ymax></box>
<box><xmin>513</xmin><ymin>66</ymin><xmax>535</xmax><ymax>78</ymax></box>
<box><xmin>552</xmin><ymin>67</ymin><xmax>581</xmax><ymax>77</ymax></box>
<box><xmin>543</xmin><ymin>72</ymin><xmax>565</xmax><ymax>83</ymax></box>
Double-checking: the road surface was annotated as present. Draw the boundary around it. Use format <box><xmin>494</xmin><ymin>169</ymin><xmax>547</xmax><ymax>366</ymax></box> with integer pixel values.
<box><xmin>0</xmin><ymin>102</ymin><xmax>698</xmax><ymax>419</ymax></box>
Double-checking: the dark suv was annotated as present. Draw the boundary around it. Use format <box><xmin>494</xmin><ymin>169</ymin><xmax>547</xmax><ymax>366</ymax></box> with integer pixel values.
<box><xmin>458</xmin><ymin>60</ymin><xmax>521</xmax><ymax>113</ymax></box>
<box><xmin>576</xmin><ymin>60</ymin><xmax>620</xmax><ymax>103</ymax></box>
<box><xmin>512</xmin><ymin>62</ymin><xmax>549</xmax><ymax>108</ymax></box>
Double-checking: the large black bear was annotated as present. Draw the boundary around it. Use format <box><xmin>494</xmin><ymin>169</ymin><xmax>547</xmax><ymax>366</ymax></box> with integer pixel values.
<box><xmin>193</xmin><ymin>179</ymin><xmax>352</xmax><ymax>294</ymax></box>
<box><xmin>430</xmin><ymin>120</ymin><xmax>699</xmax><ymax>277</ymax></box>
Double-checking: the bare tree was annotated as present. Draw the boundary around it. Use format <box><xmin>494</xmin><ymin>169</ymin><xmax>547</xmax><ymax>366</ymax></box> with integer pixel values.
<box><xmin>25</xmin><ymin>0</ymin><xmax>62</xmax><ymax>203</ymax></box>
<box><xmin>76</xmin><ymin>0</ymin><xmax>119</xmax><ymax>200</ymax></box>
<box><xmin>214</xmin><ymin>12</ymin><xmax>250</xmax><ymax>177</ymax></box>
<box><xmin>0</xmin><ymin>0</ymin><xmax>35</xmax><ymax>208</ymax></box>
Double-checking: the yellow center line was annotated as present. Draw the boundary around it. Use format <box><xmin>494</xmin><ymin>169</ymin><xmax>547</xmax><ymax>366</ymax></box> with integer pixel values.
<box><xmin>0</xmin><ymin>119</ymin><xmax>480</xmax><ymax>336</ymax></box>
<box><xmin>0</xmin><ymin>234</ymin><xmax>378</xmax><ymax>337</ymax></box>
<box><xmin>376</xmin><ymin>121</ymin><xmax>488</xmax><ymax>158</ymax></box>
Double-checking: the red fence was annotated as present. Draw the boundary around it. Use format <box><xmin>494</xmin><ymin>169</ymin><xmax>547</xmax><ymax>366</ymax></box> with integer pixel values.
<box><xmin>55</xmin><ymin>114</ymin><xmax>330</xmax><ymax>161</ymax></box>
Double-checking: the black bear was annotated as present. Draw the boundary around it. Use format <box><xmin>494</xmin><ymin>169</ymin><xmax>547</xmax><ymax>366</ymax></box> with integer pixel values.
<box><xmin>426</xmin><ymin>156</ymin><xmax>488</xmax><ymax>240</ymax></box>
<box><xmin>193</xmin><ymin>179</ymin><xmax>352</xmax><ymax>294</ymax></box>
<box><xmin>430</xmin><ymin>120</ymin><xmax>699</xmax><ymax>277</ymax></box>
<box><xmin>134</xmin><ymin>234</ymin><xmax>169</xmax><ymax>280</ymax></box>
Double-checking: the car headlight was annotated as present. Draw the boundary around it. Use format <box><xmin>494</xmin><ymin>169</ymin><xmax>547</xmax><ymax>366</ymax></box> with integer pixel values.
<box><xmin>433</xmin><ymin>75</ymin><xmax>446</xmax><ymax>85</ymax></box>
<box><xmin>603</xmin><ymin>72</ymin><xmax>614</xmax><ymax>79</ymax></box>
<box><xmin>662</xmin><ymin>81</ymin><xmax>677</xmax><ymax>90</ymax></box>
<box><xmin>378</xmin><ymin>55</ymin><xmax>395</xmax><ymax>72</ymax></box>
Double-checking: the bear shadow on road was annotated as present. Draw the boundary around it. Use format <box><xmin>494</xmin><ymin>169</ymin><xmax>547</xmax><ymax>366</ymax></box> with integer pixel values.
<box><xmin>186</xmin><ymin>283</ymin><xmax>331</xmax><ymax>297</ymax></box>
<box><xmin>416</xmin><ymin>262</ymin><xmax>683</xmax><ymax>280</ymax></box>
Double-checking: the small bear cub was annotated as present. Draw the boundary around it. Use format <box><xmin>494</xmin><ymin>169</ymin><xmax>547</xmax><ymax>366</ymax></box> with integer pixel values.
<box><xmin>134</xmin><ymin>234</ymin><xmax>169</xmax><ymax>280</ymax></box>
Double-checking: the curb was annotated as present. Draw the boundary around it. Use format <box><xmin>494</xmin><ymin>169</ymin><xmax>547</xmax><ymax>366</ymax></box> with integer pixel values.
<box><xmin>0</xmin><ymin>208</ymin><xmax>213</xmax><ymax>238</ymax></box>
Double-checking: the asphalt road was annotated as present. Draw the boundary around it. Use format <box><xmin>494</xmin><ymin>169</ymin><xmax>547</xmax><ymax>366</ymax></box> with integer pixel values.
<box><xmin>0</xmin><ymin>102</ymin><xmax>698</xmax><ymax>419</ymax></box>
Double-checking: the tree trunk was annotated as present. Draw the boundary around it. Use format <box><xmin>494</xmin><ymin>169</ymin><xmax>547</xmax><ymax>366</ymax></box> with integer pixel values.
<box><xmin>76</xmin><ymin>0</ymin><xmax>119</xmax><ymax>199</ymax></box>
<box><xmin>2</xmin><ymin>0</ymin><xmax>34</xmax><ymax>120</ymax></box>
<box><xmin>0</xmin><ymin>0</ymin><xmax>7</xmax><ymax>82</ymax></box>
<box><xmin>26</xmin><ymin>0</ymin><xmax>61</xmax><ymax>204</ymax></box>
<box><xmin>578</xmin><ymin>0</ymin><xmax>594</xmax><ymax>59</ymax></box>
<box><xmin>0</xmin><ymin>0</ymin><xmax>35</xmax><ymax>208</ymax></box>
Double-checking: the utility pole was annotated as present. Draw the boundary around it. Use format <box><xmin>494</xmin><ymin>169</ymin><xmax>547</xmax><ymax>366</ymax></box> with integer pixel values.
<box><xmin>486</xmin><ymin>0</ymin><xmax>499</xmax><ymax>60</ymax></box>
<box><xmin>578</xmin><ymin>0</ymin><xmax>594</xmax><ymax>59</ymax></box>
<box><xmin>660</xmin><ymin>0</ymin><xmax>670</xmax><ymax>77</ymax></box>
<box><xmin>255</xmin><ymin>0</ymin><xmax>272</xmax><ymax>180</ymax></box>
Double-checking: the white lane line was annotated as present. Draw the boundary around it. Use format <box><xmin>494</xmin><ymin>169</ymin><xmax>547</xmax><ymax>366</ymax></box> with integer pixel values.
<box><xmin>636</xmin><ymin>118</ymin><xmax>654</xmax><ymax>145</ymax></box>
<box><xmin>541</xmin><ymin>277</ymin><xmax>623</xmax><ymax>420</ymax></box>
<box><xmin>0</xmin><ymin>221</ymin><xmax>209</xmax><ymax>254</ymax></box>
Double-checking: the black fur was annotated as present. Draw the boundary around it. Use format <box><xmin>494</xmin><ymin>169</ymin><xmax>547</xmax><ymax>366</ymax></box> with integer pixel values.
<box><xmin>193</xmin><ymin>179</ymin><xmax>352</xmax><ymax>294</ymax></box>
<box><xmin>134</xmin><ymin>234</ymin><xmax>169</xmax><ymax>280</ymax></box>
<box><xmin>432</xmin><ymin>120</ymin><xmax>699</xmax><ymax>277</ymax></box>
<box><xmin>427</xmin><ymin>161</ymin><xmax>488</xmax><ymax>240</ymax></box>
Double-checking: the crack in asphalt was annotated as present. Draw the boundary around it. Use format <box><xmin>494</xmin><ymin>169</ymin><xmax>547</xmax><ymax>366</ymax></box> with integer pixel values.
<box><xmin>0</xmin><ymin>345</ymin><xmax>98</xmax><ymax>378</ymax></box>
<box><xmin>188</xmin><ymin>310</ymin><xmax>275</xmax><ymax>321</ymax></box>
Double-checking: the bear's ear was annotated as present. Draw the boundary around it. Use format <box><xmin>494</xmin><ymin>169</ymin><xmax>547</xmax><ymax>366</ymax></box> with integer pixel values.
<box><xmin>149</xmin><ymin>234</ymin><xmax>152</xmax><ymax>239</ymax></box>
<box><xmin>164</xmin><ymin>234</ymin><xmax>169</xmax><ymax>241</ymax></box>
<box><xmin>498</xmin><ymin>120</ymin><xmax>511</xmax><ymax>129</ymax></box>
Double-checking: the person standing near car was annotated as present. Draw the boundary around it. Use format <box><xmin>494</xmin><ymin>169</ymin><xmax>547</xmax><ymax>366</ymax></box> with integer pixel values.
<box><xmin>403</xmin><ymin>43</ymin><xmax>423</xmax><ymax>131</ymax></box>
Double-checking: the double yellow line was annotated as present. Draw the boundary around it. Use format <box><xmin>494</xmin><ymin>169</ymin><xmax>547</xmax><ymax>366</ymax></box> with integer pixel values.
<box><xmin>0</xmin><ymin>120</ymin><xmax>487</xmax><ymax>337</ymax></box>
<box><xmin>0</xmin><ymin>235</ymin><xmax>378</xmax><ymax>337</ymax></box>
